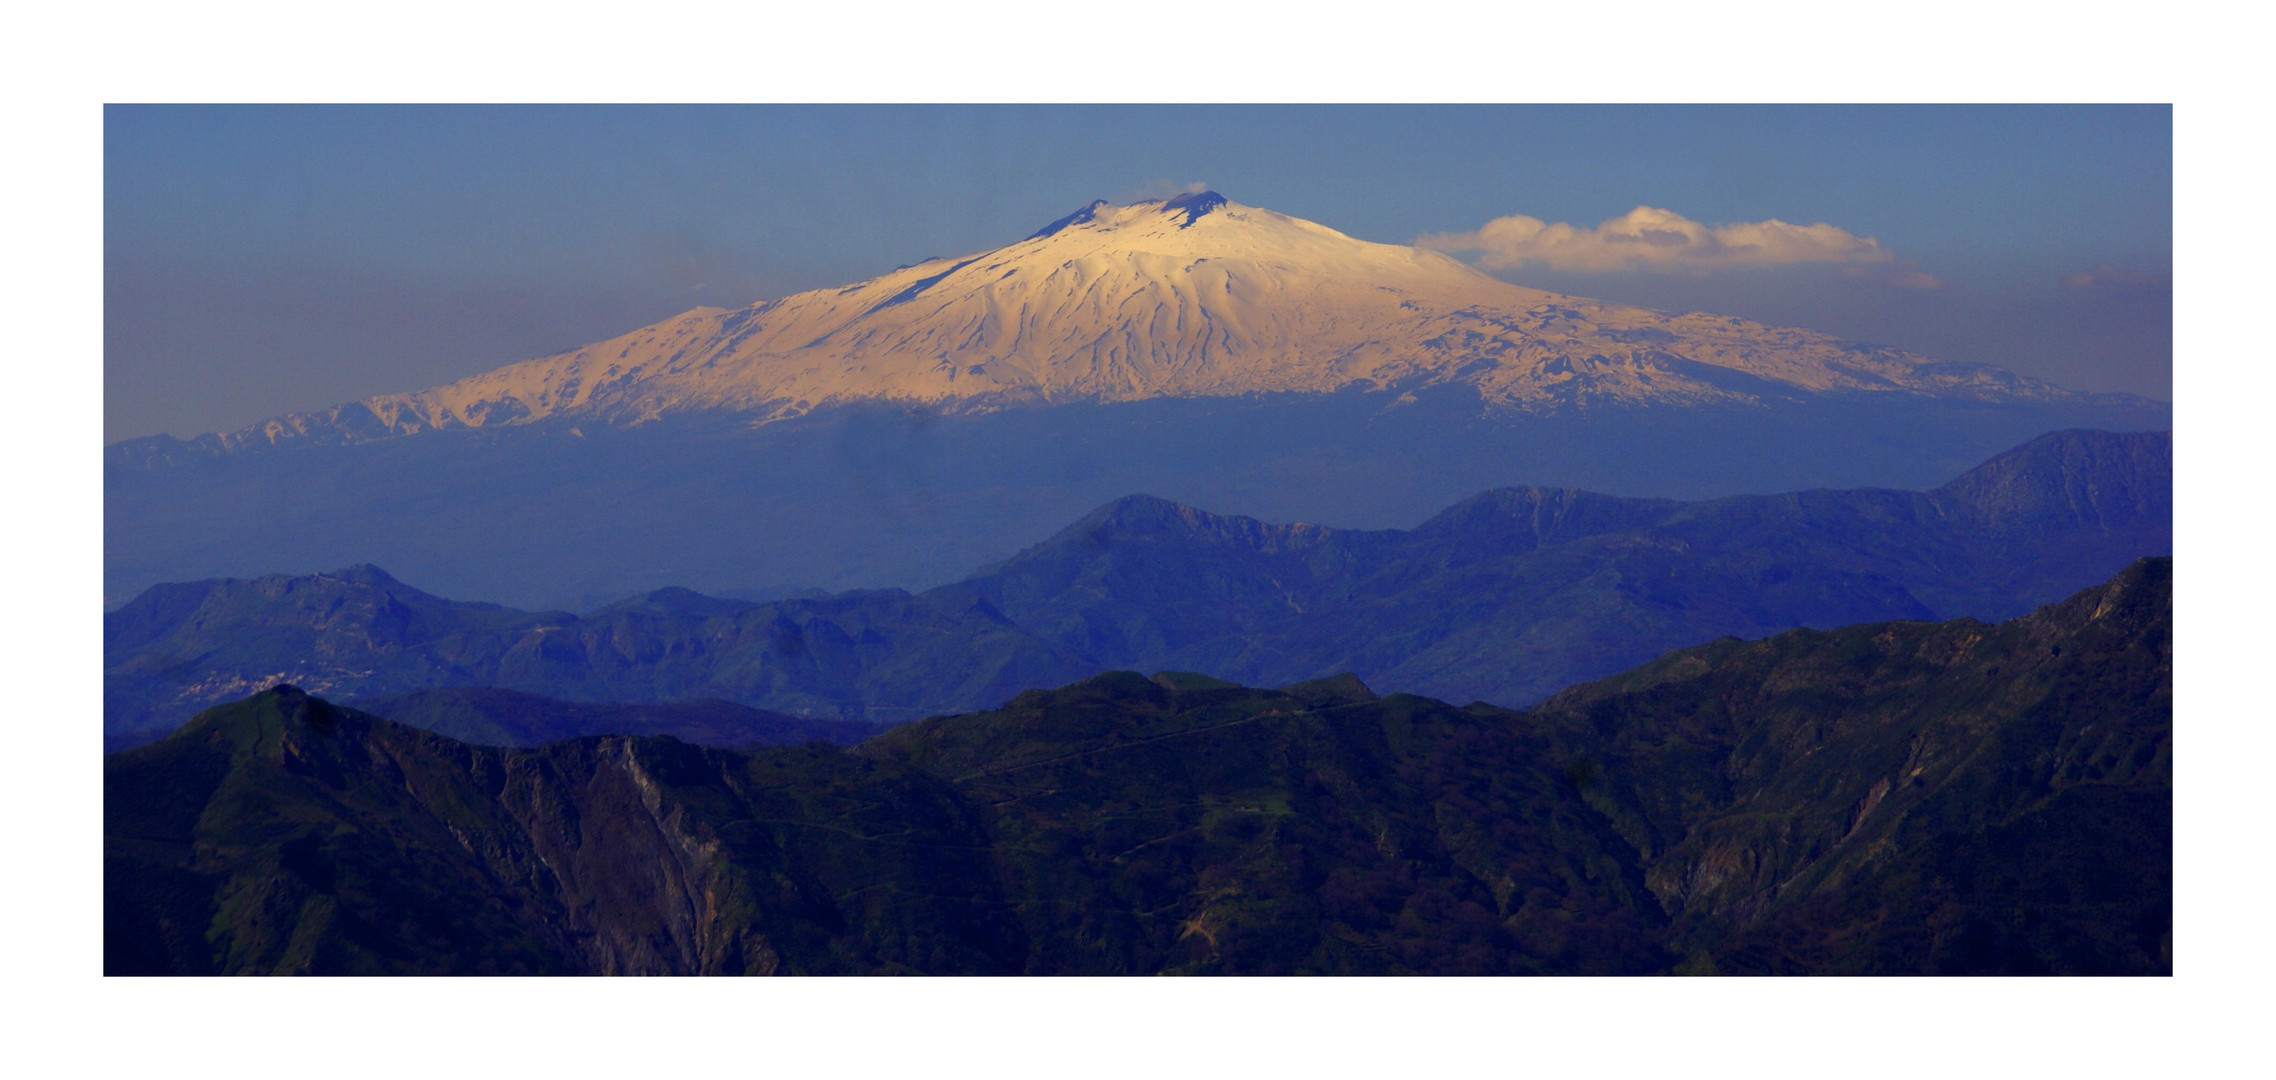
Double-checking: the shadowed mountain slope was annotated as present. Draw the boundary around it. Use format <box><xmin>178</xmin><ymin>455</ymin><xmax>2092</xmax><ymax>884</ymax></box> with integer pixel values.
<box><xmin>1534</xmin><ymin>556</ymin><xmax>2172</xmax><ymax>973</ymax></box>
<box><xmin>106</xmin><ymin>560</ymin><xmax>2169</xmax><ymax>975</ymax></box>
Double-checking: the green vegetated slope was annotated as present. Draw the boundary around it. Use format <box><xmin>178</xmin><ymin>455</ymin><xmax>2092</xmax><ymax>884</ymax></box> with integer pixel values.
<box><xmin>1531</xmin><ymin>555</ymin><xmax>2172</xmax><ymax>974</ymax></box>
<box><xmin>105</xmin><ymin>429</ymin><xmax>2168</xmax><ymax>747</ymax></box>
<box><xmin>106</xmin><ymin>559</ymin><xmax>2169</xmax><ymax>975</ymax></box>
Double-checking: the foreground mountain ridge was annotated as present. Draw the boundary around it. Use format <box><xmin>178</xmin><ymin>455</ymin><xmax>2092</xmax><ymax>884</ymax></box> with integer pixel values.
<box><xmin>104</xmin><ymin>429</ymin><xmax>2169</xmax><ymax>746</ymax></box>
<box><xmin>105</xmin><ymin>559</ymin><xmax>2170</xmax><ymax>975</ymax></box>
<box><xmin>113</xmin><ymin>193</ymin><xmax>2128</xmax><ymax>464</ymax></box>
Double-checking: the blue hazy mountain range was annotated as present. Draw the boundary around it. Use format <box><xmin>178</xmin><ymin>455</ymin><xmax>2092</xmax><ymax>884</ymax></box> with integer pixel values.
<box><xmin>105</xmin><ymin>428</ymin><xmax>2169</xmax><ymax>750</ymax></box>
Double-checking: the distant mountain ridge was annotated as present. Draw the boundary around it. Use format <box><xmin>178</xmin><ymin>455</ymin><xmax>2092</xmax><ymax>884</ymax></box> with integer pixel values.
<box><xmin>105</xmin><ymin>429</ymin><xmax>2170</xmax><ymax>747</ymax></box>
<box><xmin>104</xmin><ymin>559</ymin><xmax>2170</xmax><ymax>975</ymax></box>
<box><xmin>104</xmin><ymin>567</ymin><xmax>1092</xmax><ymax>749</ymax></box>
<box><xmin>344</xmin><ymin>687</ymin><xmax>882</xmax><ymax>749</ymax></box>
<box><xmin>110</xmin><ymin>193</ymin><xmax>2139</xmax><ymax>467</ymax></box>
<box><xmin>952</xmin><ymin>428</ymin><xmax>2168</xmax><ymax>701</ymax></box>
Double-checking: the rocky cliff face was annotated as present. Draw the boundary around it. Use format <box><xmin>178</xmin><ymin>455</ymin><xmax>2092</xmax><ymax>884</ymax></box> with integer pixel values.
<box><xmin>105</xmin><ymin>687</ymin><xmax>1015</xmax><ymax>974</ymax></box>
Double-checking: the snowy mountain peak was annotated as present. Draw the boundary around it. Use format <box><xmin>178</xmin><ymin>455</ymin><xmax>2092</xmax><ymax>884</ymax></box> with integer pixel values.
<box><xmin>170</xmin><ymin>195</ymin><xmax>2105</xmax><ymax>453</ymax></box>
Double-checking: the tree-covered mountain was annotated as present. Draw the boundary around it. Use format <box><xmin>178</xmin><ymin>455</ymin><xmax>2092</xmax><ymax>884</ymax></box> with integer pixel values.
<box><xmin>105</xmin><ymin>559</ymin><xmax>2169</xmax><ymax>975</ymax></box>
<box><xmin>1531</xmin><ymin>556</ymin><xmax>2172</xmax><ymax>974</ymax></box>
<box><xmin>104</xmin><ymin>429</ymin><xmax>2168</xmax><ymax>748</ymax></box>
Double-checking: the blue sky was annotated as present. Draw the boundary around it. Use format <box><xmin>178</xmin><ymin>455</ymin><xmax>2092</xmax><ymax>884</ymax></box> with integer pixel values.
<box><xmin>105</xmin><ymin>105</ymin><xmax>2171</xmax><ymax>441</ymax></box>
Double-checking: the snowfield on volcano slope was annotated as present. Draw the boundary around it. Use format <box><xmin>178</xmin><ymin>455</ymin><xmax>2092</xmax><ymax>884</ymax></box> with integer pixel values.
<box><xmin>146</xmin><ymin>192</ymin><xmax>2103</xmax><ymax>455</ymax></box>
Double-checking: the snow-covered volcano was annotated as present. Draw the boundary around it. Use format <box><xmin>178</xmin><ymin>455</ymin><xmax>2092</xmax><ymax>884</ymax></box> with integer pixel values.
<box><xmin>109</xmin><ymin>192</ymin><xmax>2170</xmax><ymax>610</ymax></box>
<box><xmin>174</xmin><ymin>192</ymin><xmax>2094</xmax><ymax>451</ymax></box>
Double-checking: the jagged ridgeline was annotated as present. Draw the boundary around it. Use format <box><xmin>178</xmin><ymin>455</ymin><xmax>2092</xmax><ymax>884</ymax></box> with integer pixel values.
<box><xmin>105</xmin><ymin>429</ymin><xmax>2171</xmax><ymax>748</ymax></box>
<box><xmin>105</xmin><ymin>559</ymin><xmax>2170</xmax><ymax>975</ymax></box>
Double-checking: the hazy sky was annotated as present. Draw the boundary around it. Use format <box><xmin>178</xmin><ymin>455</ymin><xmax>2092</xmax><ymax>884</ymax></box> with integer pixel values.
<box><xmin>105</xmin><ymin>105</ymin><xmax>2171</xmax><ymax>442</ymax></box>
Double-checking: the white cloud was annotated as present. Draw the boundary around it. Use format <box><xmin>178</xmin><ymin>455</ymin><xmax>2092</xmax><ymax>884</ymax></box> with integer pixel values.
<box><xmin>1417</xmin><ymin>205</ymin><xmax>1903</xmax><ymax>274</ymax></box>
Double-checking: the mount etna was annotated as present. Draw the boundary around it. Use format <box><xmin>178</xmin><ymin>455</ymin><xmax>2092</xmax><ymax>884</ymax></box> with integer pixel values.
<box><xmin>106</xmin><ymin>194</ymin><xmax>2167</xmax><ymax>610</ymax></box>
